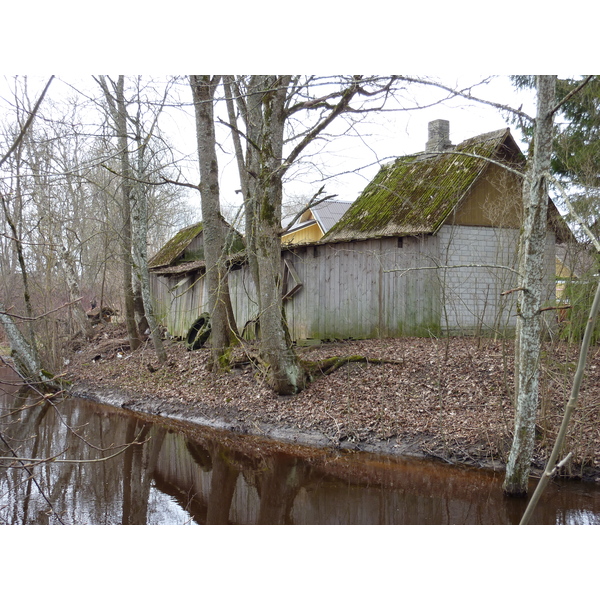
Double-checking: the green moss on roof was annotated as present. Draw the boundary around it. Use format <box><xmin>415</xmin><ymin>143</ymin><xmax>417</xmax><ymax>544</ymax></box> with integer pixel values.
<box><xmin>324</xmin><ymin>128</ymin><xmax>520</xmax><ymax>243</ymax></box>
<box><xmin>149</xmin><ymin>222</ymin><xmax>204</xmax><ymax>269</ymax></box>
<box><xmin>149</xmin><ymin>219</ymin><xmax>247</xmax><ymax>270</ymax></box>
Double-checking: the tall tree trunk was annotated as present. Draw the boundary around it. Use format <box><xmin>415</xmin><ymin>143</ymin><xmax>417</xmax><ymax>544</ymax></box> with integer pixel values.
<box><xmin>242</xmin><ymin>76</ymin><xmax>264</xmax><ymax>301</ymax></box>
<box><xmin>503</xmin><ymin>75</ymin><xmax>556</xmax><ymax>496</ymax></box>
<box><xmin>114</xmin><ymin>78</ymin><xmax>143</xmax><ymax>352</ymax></box>
<box><xmin>190</xmin><ymin>75</ymin><xmax>238</xmax><ymax>370</ymax></box>
<box><xmin>247</xmin><ymin>76</ymin><xmax>306</xmax><ymax>394</ymax></box>
<box><xmin>59</xmin><ymin>245</ymin><xmax>94</xmax><ymax>340</ymax></box>
<box><xmin>96</xmin><ymin>75</ymin><xmax>143</xmax><ymax>351</ymax></box>
<box><xmin>131</xmin><ymin>147</ymin><xmax>167</xmax><ymax>364</ymax></box>
<box><xmin>227</xmin><ymin>76</ymin><xmax>375</xmax><ymax>394</ymax></box>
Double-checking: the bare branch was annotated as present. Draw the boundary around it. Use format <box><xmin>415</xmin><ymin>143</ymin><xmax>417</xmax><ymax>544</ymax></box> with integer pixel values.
<box><xmin>283</xmin><ymin>77</ymin><xmax>365</xmax><ymax>174</ymax></box>
<box><xmin>397</xmin><ymin>76</ymin><xmax>534</xmax><ymax>124</ymax></box>
<box><xmin>386</xmin><ymin>263</ymin><xmax>520</xmax><ymax>276</ymax></box>
<box><xmin>159</xmin><ymin>175</ymin><xmax>201</xmax><ymax>191</ymax></box>
<box><xmin>501</xmin><ymin>286</ymin><xmax>527</xmax><ymax>296</ymax></box>
<box><xmin>0</xmin><ymin>297</ymin><xmax>85</xmax><ymax>322</ymax></box>
<box><xmin>427</xmin><ymin>150</ymin><xmax>525</xmax><ymax>179</ymax></box>
<box><xmin>0</xmin><ymin>76</ymin><xmax>54</xmax><ymax>170</ymax></box>
<box><xmin>0</xmin><ymin>439</ymin><xmax>148</xmax><ymax>467</ymax></box>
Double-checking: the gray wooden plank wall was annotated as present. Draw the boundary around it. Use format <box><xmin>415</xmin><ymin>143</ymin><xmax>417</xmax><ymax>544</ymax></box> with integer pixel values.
<box><xmin>151</xmin><ymin>226</ymin><xmax>556</xmax><ymax>342</ymax></box>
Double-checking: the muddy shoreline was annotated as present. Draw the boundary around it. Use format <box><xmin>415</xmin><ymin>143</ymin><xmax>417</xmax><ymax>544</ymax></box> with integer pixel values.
<box><xmin>70</xmin><ymin>381</ymin><xmax>509</xmax><ymax>476</ymax></box>
<box><xmin>63</xmin><ymin>326</ymin><xmax>600</xmax><ymax>484</ymax></box>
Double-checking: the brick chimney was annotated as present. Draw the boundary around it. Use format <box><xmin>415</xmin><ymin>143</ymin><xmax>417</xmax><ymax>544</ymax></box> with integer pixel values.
<box><xmin>425</xmin><ymin>119</ymin><xmax>454</xmax><ymax>152</ymax></box>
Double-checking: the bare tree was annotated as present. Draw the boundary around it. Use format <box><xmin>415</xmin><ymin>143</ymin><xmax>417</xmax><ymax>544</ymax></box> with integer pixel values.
<box><xmin>224</xmin><ymin>75</ymin><xmax>400</xmax><ymax>394</ymax></box>
<box><xmin>95</xmin><ymin>75</ymin><xmax>171</xmax><ymax>363</ymax></box>
<box><xmin>0</xmin><ymin>76</ymin><xmax>53</xmax><ymax>382</ymax></box>
<box><xmin>503</xmin><ymin>76</ymin><xmax>557</xmax><ymax>496</ymax></box>
<box><xmin>95</xmin><ymin>75</ymin><xmax>144</xmax><ymax>351</ymax></box>
<box><xmin>189</xmin><ymin>76</ymin><xmax>240</xmax><ymax>369</ymax></box>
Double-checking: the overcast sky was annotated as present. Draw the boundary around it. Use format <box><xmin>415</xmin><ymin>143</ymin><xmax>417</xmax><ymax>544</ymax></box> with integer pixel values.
<box><xmin>166</xmin><ymin>75</ymin><xmax>539</xmax><ymax>215</ymax></box>
<box><xmin>0</xmin><ymin>0</ymin><xmax>587</xmax><ymax>222</ymax></box>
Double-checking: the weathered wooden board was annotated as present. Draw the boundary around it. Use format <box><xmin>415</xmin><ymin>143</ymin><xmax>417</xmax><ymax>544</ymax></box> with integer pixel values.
<box><xmin>151</xmin><ymin>226</ymin><xmax>556</xmax><ymax>342</ymax></box>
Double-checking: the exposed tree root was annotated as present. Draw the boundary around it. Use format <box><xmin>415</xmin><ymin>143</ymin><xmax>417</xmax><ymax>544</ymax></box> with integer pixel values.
<box><xmin>302</xmin><ymin>355</ymin><xmax>404</xmax><ymax>379</ymax></box>
<box><xmin>226</xmin><ymin>350</ymin><xmax>402</xmax><ymax>384</ymax></box>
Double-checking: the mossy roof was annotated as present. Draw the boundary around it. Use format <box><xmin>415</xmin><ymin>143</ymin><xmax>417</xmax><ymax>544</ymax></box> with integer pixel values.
<box><xmin>149</xmin><ymin>217</ymin><xmax>247</xmax><ymax>273</ymax></box>
<box><xmin>149</xmin><ymin>222</ymin><xmax>205</xmax><ymax>269</ymax></box>
<box><xmin>324</xmin><ymin>128</ymin><xmax>523</xmax><ymax>243</ymax></box>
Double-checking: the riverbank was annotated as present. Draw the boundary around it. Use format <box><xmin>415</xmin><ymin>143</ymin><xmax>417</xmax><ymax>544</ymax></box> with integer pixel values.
<box><xmin>65</xmin><ymin>323</ymin><xmax>600</xmax><ymax>482</ymax></box>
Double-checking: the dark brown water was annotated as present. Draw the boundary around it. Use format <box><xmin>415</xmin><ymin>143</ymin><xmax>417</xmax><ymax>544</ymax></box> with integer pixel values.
<box><xmin>1</xmin><ymin>367</ymin><xmax>599</xmax><ymax>524</ymax></box>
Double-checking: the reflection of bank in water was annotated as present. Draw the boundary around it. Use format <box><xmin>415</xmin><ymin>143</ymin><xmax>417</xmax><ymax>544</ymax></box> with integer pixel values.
<box><xmin>1</xmin><ymin>370</ymin><xmax>599</xmax><ymax>525</ymax></box>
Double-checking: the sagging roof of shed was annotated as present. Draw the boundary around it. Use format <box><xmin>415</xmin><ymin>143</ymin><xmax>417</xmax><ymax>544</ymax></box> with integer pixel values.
<box><xmin>323</xmin><ymin>128</ymin><xmax>524</xmax><ymax>243</ymax></box>
<box><xmin>149</xmin><ymin>216</ymin><xmax>245</xmax><ymax>272</ymax></box>
<box><xmin>148</xmin><ymin>250</ymin><xmax>247</xmax><ymax>277</ymax></box>
<box><xmin>149</xmin><ymin>222</ymin><xmax>204</xmax><ymax>269</ymax></box>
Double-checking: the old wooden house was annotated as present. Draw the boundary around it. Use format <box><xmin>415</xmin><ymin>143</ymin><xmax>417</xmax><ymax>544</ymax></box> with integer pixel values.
<box><xmin>149</xmin><ymin>219</ymin><xmax>245</xmax><ymax>338</ymax></box>
<box><xmin>150</xmin><ymin>120</ymin><xmax>567</xmax><ymax>342</ymax></box>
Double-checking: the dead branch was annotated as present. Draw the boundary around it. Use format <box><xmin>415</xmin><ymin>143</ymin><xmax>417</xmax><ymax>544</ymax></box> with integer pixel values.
<box><xmin>539</xmin><ymin>305</ymin><xmax>571</xmax><ymax>313</ymax></box>
<box><xmin>501</xmin><ymin>286</ymin><xmax>527</xmax><ymax>296</ymax></box>
<box><xmin>386</xmin><ymin>264</ymin><xmax>520</xmax><ymax>276</ymax></box>
<box><xmin>0</xmin><ymin>297</ymin><xmax>84</xmax><ymax>322</ymax></box>
<box><xmin>0</xmin><ymin>76</ymin><xmax>54</xmax><ymax>169</ymax></box>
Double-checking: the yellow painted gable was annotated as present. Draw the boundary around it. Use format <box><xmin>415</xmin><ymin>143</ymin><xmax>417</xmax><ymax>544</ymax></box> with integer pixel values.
<box><xmin>282</xmin><ymin>221</ymin><xmax>324</xmax><ymax>245</ymax></box>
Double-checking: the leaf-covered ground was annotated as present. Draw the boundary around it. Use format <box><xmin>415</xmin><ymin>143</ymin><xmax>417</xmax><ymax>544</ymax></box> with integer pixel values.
<box><xmin>65</xmin><ymin>323</ymin><xmax>600</xmax><ymax>482</ymax></box>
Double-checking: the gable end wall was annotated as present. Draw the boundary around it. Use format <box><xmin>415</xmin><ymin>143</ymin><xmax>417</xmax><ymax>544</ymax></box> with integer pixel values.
<box><xmin>437</xmin><ymin>224</ymin><xmax>556</xmax><ymax>334</ymax></box>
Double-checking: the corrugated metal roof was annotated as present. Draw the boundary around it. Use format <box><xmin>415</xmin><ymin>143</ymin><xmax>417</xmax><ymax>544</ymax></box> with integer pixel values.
<box><xmin>284</xmin><ymin>200</ymin><xmax>352</xmax><ymax>236</ymax></box>
<box><xmin>323</xmin><ymin>128</ymin><xmax>522</xmax><ymax>243</ymax></box>
<box><xmin>312</xmin><ymin>200</ymin><xmax>352</xmax><ymax>233</ymax></box>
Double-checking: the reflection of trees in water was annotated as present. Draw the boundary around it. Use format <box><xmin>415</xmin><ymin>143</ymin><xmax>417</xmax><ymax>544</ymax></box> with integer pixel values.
<box><xmin>1</xmin><ymin>381</ymin><xmax>170</xmax><ymax>524</ymax></box>
<box><xmin>256</xmin><ymin>453</ymin><xmax>310</xmax><ymax>525</ymax></box>
<box><xmin>0</xmin><ymin>390</ymin><xmax>60</xmax><ymax>524</ymax></box>
<box><xmin>3</xmin><ymin>372</ymin><xmax>600</xmax><ymax>524</ymax></box>
<box><xmin>122</xmin><ymin>422</ymin><xmax>166</xmax><ymax>525</ymax></box>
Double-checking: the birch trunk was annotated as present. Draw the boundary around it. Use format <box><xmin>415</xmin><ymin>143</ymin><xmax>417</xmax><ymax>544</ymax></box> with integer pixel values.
<box><xmin>0</xmin><ymin>304</ymin><xmax>41</xmax><ymax>381</ymax></box>
<box><xmin>130</xmin><ymin>118</ymin><xmax>167</xmax><ymax>365</ymax></box>
<box><xmin>131</xmin><ymin>184</ymin><xmax>167</xmax><ymax>364</ymax></box>
<box><xmin>503</xmin><ymin>76</ymin><xmax>556</xmax><ymax>496</ymax></box>
<box><xmin>59</xmin><ymin>245</ymin><xmax>94</xmax><ymax>340</ymax></box>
